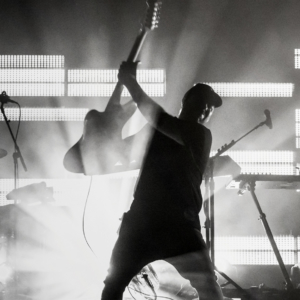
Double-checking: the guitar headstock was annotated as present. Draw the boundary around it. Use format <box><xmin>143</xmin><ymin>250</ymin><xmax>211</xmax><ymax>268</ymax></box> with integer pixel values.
<box><xmin>143</xmin><ymin>0</ymin><xmax>162</xmax><ymax>31</ymax></box>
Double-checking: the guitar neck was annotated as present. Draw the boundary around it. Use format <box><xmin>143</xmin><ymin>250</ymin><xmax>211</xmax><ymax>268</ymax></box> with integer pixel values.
<box><xmin>107</xmin><ymin>0</ymin><xmax>161</xmax><ymax>109</ymax></box>
<box><xmin>127</xmin><ymin>28</ymin><xmax>149</xmax><ymax>62</ymax></box>
<box><xmin>107</xmin><ymin>28</ymin><xmax>149</xmax><ymax>109</ymax></box>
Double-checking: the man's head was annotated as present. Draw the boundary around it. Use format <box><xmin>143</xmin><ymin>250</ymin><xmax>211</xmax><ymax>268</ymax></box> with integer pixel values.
<box><xmin>179</xmin><ymin>83</ymin><xmax>222</xmax><ymax>123</ymax></box>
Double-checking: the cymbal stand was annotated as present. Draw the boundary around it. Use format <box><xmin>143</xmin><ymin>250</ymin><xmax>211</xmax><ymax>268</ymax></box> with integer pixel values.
<box><xmin>243</xmin><ymin>180</ymin><xmax>294</xmax><ymax>290</ymax></box>
<box><xmin>204</xmin><ymin>112</ymin><xmax>273</xmax><ymax>296</ymax></box>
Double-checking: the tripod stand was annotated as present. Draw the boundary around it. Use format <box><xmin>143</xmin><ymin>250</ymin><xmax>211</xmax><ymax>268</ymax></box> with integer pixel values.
<box><xmin>243</xmin><ymin>180</ymin><xmax>294</xmax><ymax>290</ymax></box>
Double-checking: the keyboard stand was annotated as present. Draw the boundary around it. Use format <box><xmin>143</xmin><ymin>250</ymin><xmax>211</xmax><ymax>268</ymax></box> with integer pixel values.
<box><xmin>244</xmin><ymin>180</ymin><xmax>294</xmax><ymax>291</ymax></box>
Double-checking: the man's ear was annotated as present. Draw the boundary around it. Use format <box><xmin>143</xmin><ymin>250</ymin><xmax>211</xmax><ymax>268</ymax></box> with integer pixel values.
<box><xmin>203</xmin><ymin>109</ymin><xmax>210</xmax><ymax>119</ymax></box>
<box><xmin>204</xmin><ymin>106</ymin><xmax>214</xmax><ymax>119</ymax></box>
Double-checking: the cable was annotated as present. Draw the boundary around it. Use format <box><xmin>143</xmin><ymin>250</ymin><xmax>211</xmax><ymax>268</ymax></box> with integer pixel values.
<box><xmin>127</xmin><ymin>286</ymin><xmax>174</xmax><ymax>300</ymax></box>
<box><xmin>127</xmin><ymin>286</ymin><xmax>137</xmax><ymax>300</ymax></box>
<box><xmin>142</xmin><ymin>272</ymin><xmax>157</xmax><ymax>300</ymax></box>
<box><xmin>81</xmin><ymin>176</ymin><xmax>98</xmax><ymax>256</ymax></box>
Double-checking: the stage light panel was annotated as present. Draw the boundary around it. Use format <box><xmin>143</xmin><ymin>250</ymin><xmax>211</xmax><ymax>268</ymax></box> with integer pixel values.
<box><xmin>0</xmin><ymin>55</ymin><xmax>65</xmax><ymax>96</ymax></box>
<box><xmin>296</xmin><ymin>124</ymin><xmax>300</xmax><ymax>137</ymax></box>
<box><xmin>219</xmin><ymin>150</ymin><xmax>294</xmax><ymax>163</ymax></box>
<box><xmin>296</xmin><ymin>110</ymin><xmax>300</xmax><ymax>149</ymax></box>
<box><xmin>215</xmin><ymin>236</ymin><xmax>294</xmax><ymax>251</ymax></box>
<box><xmin>0</xmin><ymin>69</ymin><xmax>64</xmax><ymax>83</ymax></box>
<box><xmin>0</xmin><ymin>83</ymin><xmax>64</xmax><ymax>96</ymax></box>
<box><xmin>296</xmin><ymin>109</ymin><xmax>300</xmax><ymax>122</ymax></box>
<box><xmin>68</xmin><ymin>69</ymin><xmax>165</xmax><ymax>97</ymax></box>
<box><xmin>215</xmin><ymin>236</ymin><xmax>296</xmax><ymax>265</ymax></box>
<box><xmin>96</xmin><ymin>170</ymin><xmax>139</xmax><ymax>179</ymax></box>
<box><xmin>68</xmin><ymin>83</ymin><xmax>165</xmax><ymax>97</ymax></box>
<box><xmin>297</xmin><ymin>138</ymin><xmax>300</xmax><ymax>149</ymax></box>
<box><xmin>0</xmin><ymin>108</ymin><xmax>89</xmax><ymax>121</ymax></box>
<box><xmin>236</xmin><ymin>163</ymin><xmax>294</xmax><ymax>175</ymax></box>
<box><xmin>295</xmin><ymin>49</ymin><xmax>300</xmax><ymax>69</ymax></box>
<box><xmin>68</xmin><ymin>69</ymin><xmax>118</xmax><ymax>83</ymax></box>
<box><xmin>68</xmin><ymin>69</ymin><xmax>164</xmax><ymax>83</ymax></box>
<box><xmin>0</xmin><ymin>55</ymin><xmax>64</xmax><ymax>68</ymax></box>
<box><xmin>211</xmin><ymin>150</ymin><xmax>295</xmax><ymax>175</ymax></box>
<box><xmin>204</xmin><ymin>82</ymin><xmax>294</xmax><ymax>97</ymax></box>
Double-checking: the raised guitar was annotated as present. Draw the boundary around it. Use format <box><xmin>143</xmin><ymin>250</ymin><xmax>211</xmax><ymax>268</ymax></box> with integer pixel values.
<box><xmin>63</xmin><ymin>0</ymin><xmax>162</xmax><ymax>175</ymax></box>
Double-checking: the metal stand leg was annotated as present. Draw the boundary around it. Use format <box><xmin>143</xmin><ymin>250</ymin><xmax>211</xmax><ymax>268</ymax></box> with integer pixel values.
<box><xmin>216</xmin><ymin>268</ymin><xmax>254</xmax><ymax>299</ymax></box>
<box><xmin>247</xmin><ymin>181</ymin><xmax>294</xmax><ymax>291</ymax></box>
<box><xmin>208</xmin><ymin>176</ymin><xmax>215</xmax><ymax>265</ymax></box>
<box><xmin>205</xmin><ymin>174</ymin><xmax>253</xmax><ymax>299</ymax></box>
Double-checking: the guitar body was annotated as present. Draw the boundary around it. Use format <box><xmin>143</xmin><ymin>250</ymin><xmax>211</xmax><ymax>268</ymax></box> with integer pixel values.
<box><xmin>63</xmin><ymin>0</ymin><xmax>161</xmax><ymax>175</ymax></box>
<box><xmin>63</xmin><ymin>102</ymin><xmax>137</xmax><ymax>175</ymax></box>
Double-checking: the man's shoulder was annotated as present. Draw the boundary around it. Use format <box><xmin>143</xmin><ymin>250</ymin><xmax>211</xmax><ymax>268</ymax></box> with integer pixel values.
<box><xmin>179</xmin><ymin>119</ymin><xmax>211</xmax><ymax>138</ymax></box>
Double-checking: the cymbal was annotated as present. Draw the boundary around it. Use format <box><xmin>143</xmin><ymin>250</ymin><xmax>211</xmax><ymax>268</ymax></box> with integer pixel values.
<box><xmin>0</xmin><ymin>149</ymin><xmax>7</xmax><ymax>159</ymax></box>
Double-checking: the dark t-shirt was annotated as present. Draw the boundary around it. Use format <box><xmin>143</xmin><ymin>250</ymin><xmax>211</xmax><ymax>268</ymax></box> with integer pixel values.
<box><xmin>128</xmin><ymin>115</ymin><xmax>212</xmax><ymax>230</ymax></box>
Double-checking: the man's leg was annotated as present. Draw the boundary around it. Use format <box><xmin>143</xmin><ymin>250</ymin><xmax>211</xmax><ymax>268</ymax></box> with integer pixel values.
<box><xmin>101</xmin><ymin>214</ymin><xmax>158</xmax><ymax>300</ymax></box>
<box><xmin>101</xmin><ymin>231</ymin><xmax>153</xmax><ymax>300</ymax></box>
<box><xmin>166</xmin><ymin>249</ymin><xmax>223</xmax><ymax>300</ymax></box>
<box><xmin>162</xmin><ymin>228</ymin><xmax>223</xmax><ymax>300</ymax></box>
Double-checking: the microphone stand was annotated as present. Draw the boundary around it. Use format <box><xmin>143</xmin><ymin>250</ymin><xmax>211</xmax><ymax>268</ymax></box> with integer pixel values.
<box><xmin>204</xmin><ymin>113</ymin><xmax>272</xmax><ymax>298</ymax></box>
<box><xmin>0</xmin><ymin>93</ymin><xmax>27</xmax><ymax>300</ymax></box>
<box><xmin>0</xmin><ymin>98</ymin><xmax>27</xmax><ymax>189</ymax></box>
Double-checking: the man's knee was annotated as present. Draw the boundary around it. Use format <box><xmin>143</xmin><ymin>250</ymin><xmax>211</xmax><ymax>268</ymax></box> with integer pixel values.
<box><xmin>101</xmin><ymin>279</ymin><xmax>127</xmax><ymax>300</ymax></box>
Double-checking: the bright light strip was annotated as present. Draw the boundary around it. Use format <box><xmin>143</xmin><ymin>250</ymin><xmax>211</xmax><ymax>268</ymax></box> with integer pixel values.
<box><xmin>296</xmin><ymin>110</ymin><xmax>300</xmax><ymax>149</ymax></box>
<box><xmin>295</xmin><ymin>49</ymin><xmax>300</xmax><ymax>69</ymax></box>
<box><xmin>236</xmin><ymin>163</ymin><xmax>294</xmax><ymax>175</ymax></box>
<box><xmin>0</xmin><ymin>69</ymin><xmax>64</xmax><ymax>82</ymax></box>
<box><xmin>0</xmin><ymin>108</ymin><xmax>89</xmax><ymax>121</ymax></box>
<box><xmin>96</xmin><ymin>170</ymin><xmax>139</xmax><ymax>179</ymax></box>
<box><xmin>204</xmin><ymin>82</ymin><xmax>294</xmax><ymax>97</ymax></box>
<box><xmin>0</xmin><ymin>55</ymin><xmax>64</xmax><ymax>68</ymax></box>
<box><xmin>296</xmin><ymin>123</ymin><xmax>300</xmax><ymax>137</ymax></box>
<box><xmin>211</xmin><ymin>150</ymin><xmax>295</xmax><ymax>175</ymax></box>
<box><xmin>296</xmin><ymin>109</ymin><xmax>300</xmax><ymax>122</ymax></box>
<box><xmin>68</xmin><ymin>83</ymin><xmax>165</xmax><ymax>97</ymax></box>
<box><xmin>215</xmin><ymin>236</ymin><xmax>294</xmax><ymax>251</ymax></box>
<box><xmin>68</xmin><ymin>69</ymin><xmax>165</xmax><ymax>97</ymax></box>
<box><xmin>211</xmin><ymin>150</ymin><xmax>294</xmax><ymax>163</ymax></box>
<box><xmin>215</xmin><ymin>236</ymin><xmax>296</xmax><ymax>265</ymax></box>
<box><xmin>0</xmin><ymin>83</ymin><xmax>64</xmax><ymax>96</ymax></box>
<box><xmin>0</xmin><ymin>178</ymin><xmax>91</xmax><ymax>206</ymax></box>
<box><xmin>68</xmin><ymin>69</ymin><xmax>165</xmax><ymax>83</ymax></box>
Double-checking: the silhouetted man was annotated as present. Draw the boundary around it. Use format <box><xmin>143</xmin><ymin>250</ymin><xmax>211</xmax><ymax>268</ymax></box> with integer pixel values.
<box><xmin>101</xmin><ymin>61</ymin><xmax>224</xmax><ymax>300</ymax></box>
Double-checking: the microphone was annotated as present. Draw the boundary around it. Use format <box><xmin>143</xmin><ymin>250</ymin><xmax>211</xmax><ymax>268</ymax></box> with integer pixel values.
<box><xmin>264</xmin><ymin>109</ymin><xmax>273</xmax><ymax>129</ymax></box>
<box><xmin>0</xmin><ymin>91</ymin><xmax>18</xmax><ymax>104</ymax></box>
